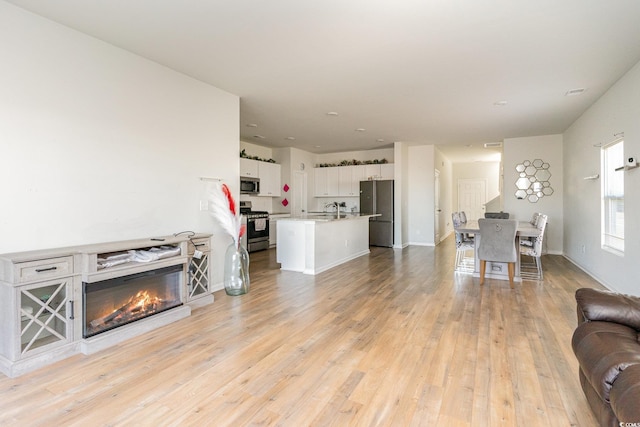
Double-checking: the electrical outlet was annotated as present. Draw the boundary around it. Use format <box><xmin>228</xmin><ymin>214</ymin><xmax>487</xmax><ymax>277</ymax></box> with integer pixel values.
<box><xmin>199</xmin><ymin>200</ymin><xmax>208</xmax><ymax>211</ymax></box>
<box><xmin>581</xmin><ymin>245</ymin><xmax>586</xmax><ymax>254</ymax></box>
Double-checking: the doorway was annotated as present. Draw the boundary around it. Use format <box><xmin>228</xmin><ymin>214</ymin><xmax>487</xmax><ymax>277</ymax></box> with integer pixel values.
<box><xmin>435</xmin><ymin>169</ymin><xmax>441</xmax><ymax>244</ymax></box>
<box><xmin>292</xmin><ymin>171</ymin><xmax>307</xmax><ymax>216</ymax></box>
<box><xmin>458</xmin><ymin>179</ymin><xmax>486</xmax><ymax>221</ymax></box>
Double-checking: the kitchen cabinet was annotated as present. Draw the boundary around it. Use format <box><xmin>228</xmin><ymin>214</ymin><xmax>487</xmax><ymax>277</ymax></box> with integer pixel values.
<box><xmin>315</xmin><ymin>164</ymin><xmax>394</xmax><ymax>197</ymax></box>
<box><xmin>258</xmin><ymin>161</ymin><xmax>281</xmax><ymax>197</ymax></box>
<box><xmin>339</xmin><ymin>166</ymin><xmax>366</xmax><ymax>196</ymax></box>
<box><xmin>314</xmin><ymin>167</ymin><xmax>339</xmax><ymax>197</ymax></box>
<box><xmin>240</xmin><ymin>158</ymin><xmax>258</xmax><ymax>177</ymax></box>
<box><xmin>364</xmin><ymin>164</ymin><xmax>394</xmax><ymax>180</ymax></box>
<box><xmin>380</xmin><ymin>164</ymin><xmax>394</xmax><ymax>180</ymax></box>
<box><xmin>364</xmin><ymin>164</ymin><xmax>381</xmax><ymax>180</ymax></box>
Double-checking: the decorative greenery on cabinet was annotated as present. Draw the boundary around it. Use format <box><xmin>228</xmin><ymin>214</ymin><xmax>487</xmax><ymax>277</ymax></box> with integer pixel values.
<box><xmin>316</xmin><ymin>158</ymin><xmax>388</xmax><ymax>168</ymax></box>
<box><xmin>239</xmin><ymin>149</ymin><xmax>277</xmax><ymax>164</ymax></box>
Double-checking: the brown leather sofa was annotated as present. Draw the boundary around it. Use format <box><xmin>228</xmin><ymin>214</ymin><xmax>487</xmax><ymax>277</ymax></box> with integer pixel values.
<box><xmin>572</xmin><ymin>288</ymin><xmax>640</xmax><ymax>426</ymax></box>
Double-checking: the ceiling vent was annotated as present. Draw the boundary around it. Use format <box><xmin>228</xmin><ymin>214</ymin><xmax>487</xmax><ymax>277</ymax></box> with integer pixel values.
<box><xmin>565</xmin><ymin>88</ymin><xmax>586</xmax><ymax>96</ymax></box>
<box><xmin>484</xmin><ymin>142</ymin><xmax>502</xmax><ymax>148</ymax></box>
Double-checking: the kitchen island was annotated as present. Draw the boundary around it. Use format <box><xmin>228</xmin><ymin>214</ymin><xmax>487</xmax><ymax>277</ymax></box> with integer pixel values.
<box><xmin>276</xmin><ymin>213</ymin><xmax>378</xmax><ymax>275</ymax></box>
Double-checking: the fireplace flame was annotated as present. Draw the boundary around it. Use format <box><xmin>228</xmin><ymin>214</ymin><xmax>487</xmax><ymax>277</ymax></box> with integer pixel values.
<box><xmin>88</xmin><ymin>290</ymin><xmax>166</xmax><ymax>332</ymax></box>
<box><xmin>130</xmin><ymin>290</ymin><xmax>161</xmax><ymax>311</ymax></box>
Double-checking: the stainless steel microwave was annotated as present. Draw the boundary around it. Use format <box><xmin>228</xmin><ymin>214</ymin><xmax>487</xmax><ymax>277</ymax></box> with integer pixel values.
<box><xmin>240</xmin><ymin>177</ymin><xmax>260</xmax><ymax>195</ymax></box>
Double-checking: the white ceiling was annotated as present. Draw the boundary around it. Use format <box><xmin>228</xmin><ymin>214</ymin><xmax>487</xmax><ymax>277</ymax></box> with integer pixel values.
<box><xmin>7</xmin><ymin>0</ymin><xmax>640</xmax><ymax>160</ymax></box>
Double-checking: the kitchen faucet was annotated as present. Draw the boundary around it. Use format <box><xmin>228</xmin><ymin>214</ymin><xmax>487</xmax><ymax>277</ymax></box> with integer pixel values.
<box><xmin>325</xmin><ymin>201</ymin><xmax>340</xmax><ymax>218</ymax></box>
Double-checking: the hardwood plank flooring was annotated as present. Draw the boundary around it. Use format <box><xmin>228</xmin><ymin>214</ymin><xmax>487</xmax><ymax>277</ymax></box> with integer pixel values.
<box><xmin>0</xmin><ymin>236</ymin><xmax>600</xmax><ymax>426</ymax></box>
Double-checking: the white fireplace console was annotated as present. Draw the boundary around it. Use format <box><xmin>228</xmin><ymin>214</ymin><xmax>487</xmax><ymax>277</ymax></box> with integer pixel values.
<box><xmin>0</xmin><ymin>233</ymin><xmax>212</xmax><ymax>377</ymax></box>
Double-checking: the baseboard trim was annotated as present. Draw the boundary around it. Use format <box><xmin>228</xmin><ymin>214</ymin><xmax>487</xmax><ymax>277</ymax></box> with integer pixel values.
<box><xmin>562</xmin><ymin>254</ymin><xmax>615</xmax><ymax>292</ymax></box>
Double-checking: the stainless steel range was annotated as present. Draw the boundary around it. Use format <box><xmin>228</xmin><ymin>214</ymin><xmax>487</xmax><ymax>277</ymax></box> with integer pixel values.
<box><xmin>240</xmin><ymin>201</ymin><xmax>270</xmax><ymax>253</ymax></box>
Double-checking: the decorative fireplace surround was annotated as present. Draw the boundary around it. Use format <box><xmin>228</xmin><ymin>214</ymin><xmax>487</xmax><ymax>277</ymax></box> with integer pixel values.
<box><xmin>0</xmin><ymin>233</ymin><xmax>212</xmax><ymax>378</ymax></box>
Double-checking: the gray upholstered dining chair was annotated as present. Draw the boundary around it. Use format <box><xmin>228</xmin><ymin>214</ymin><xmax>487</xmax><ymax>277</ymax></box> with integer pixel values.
<box><xmin>484</xmin><ymin>212</ymin><xmax>510</xmax><ymax>219</ymax></box>
<box><xmin>477</xmin><ymin>219</ymin><xmax>518</xmax><ymax>288</ymax></box>
<box><xmin>452</xmin><ymin>212</ymin><xmax>474</xmax><ymax>272</ymax></box>
<box><xmin>520</xmin><ymin>214</ymin><xmax>548</xmax><ymax>280</ymax></box>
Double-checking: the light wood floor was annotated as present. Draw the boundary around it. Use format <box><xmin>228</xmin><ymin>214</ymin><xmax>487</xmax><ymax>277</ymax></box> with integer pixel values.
<box><xmin>0</xmin><ymin>236</ymin><xmax>601</xmax><ymax>426</ymax></box>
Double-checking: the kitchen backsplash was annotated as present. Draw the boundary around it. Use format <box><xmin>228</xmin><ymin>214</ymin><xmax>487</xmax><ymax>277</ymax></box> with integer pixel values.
<box><xmin>240</xmin><ymin>194</ymin><xmax>360</xmax><ymax>214</ymax></box>
<box><xmin>238</xmin><ymin>195</ymin><xmax>275</xmax><ymax>212</ymax></box>
<box><xmin>312</xmin><ymin>197</ymin><xmax>360</xmax><ymax>213</ymax></box>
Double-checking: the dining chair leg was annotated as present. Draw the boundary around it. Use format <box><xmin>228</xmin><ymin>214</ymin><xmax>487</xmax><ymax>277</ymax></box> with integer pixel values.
<box><xmin>479</xmin><ymin>260</ymin><xmax>486</xmax><ymax>285</ymax></box>
<box><xmin>536</xmin><ymin>256</ymin><xmax>543</xmax><ymax>280</ymax></box>
<box><xmin>508</xmin><ymin>262</ymin><xmax>515</xmax><ymax>289</ymax></box>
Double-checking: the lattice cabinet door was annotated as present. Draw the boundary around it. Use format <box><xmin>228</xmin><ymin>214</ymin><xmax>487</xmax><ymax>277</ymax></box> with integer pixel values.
<box><xmin>187</xmin><ymin>237</ymin><xmax>211</xmax><ymax>301</ymax></box>
<box><xmin>18</xmin><ymin>277</ymin><xmax>74</xmax><ymax>357</ymax></box>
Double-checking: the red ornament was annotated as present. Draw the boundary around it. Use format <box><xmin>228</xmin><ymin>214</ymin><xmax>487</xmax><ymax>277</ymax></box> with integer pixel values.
<box><xmin>283</xmin><ymin>184</ymin><xmax>290</xmax><ymax>192</ymax></box>
<box><xmin>281</xmin><ymin>198</ymin><xmax>289</xmax><ymax>207</ymax></box>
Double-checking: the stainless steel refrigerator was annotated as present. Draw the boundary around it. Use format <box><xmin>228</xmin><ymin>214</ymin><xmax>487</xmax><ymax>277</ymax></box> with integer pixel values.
<box><xmin>360</xmin><ymin>180</ymin><xmax>394</xmax><ymax>247</ymax></box>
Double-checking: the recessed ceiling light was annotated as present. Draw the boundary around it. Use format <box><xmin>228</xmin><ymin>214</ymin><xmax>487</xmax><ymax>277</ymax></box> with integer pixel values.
<box><xmin>493</xmin><ymin>100</ymin><xmax>508</xmax><ymax>106</ymax></box>
<box><xmin>246</xmin><ymin>123</ymin><xmax>258</xmax><ymax>127</ymax></box>
<box><xmin>565</xmin><ymin>88</ymin><xmax>586</xmax><ymax>96</ymax></box>
<box><xmin>326</xmin><ymin>112</ymin><xmax>339</xmax><ymax>116</ymax></box>
<box><xmin>355</xmin><ymin>128</ymin><xmax>366</xmax><ymax>132</ymax></box>
<box><xmin>376</xmin><ymin>139</ymin><xmax>385</xmax><ymax>143</ymax></box>
<box><xmin>285</xmin><ymin>136</ymin><xmax>296</xmax><ymax>140</ymax></box>
<box><xmin>315</xmin><ymin>145</ymin><xmax>321</xmax><ymax>148</ymax></box>
<box><xmin>466</xmin><ymin>144</ymin><xmax>473</xmax><ymax>147</ymax></box>
<box><xmin>253</xmin><ymin>135</ymin><xmax>265</xmax><ymax>139</ymax></box>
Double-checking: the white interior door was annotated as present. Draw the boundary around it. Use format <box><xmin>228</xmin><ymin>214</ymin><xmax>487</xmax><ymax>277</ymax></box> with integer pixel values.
<box><xmin>458</xmin><ymin>179</ymin><xmax>486</xmax><ymax>221</ymax></box>
<box><xmin>292</xmin><ymin>171</ymin><xmax>307</xmax><ymax>216</ymax></box>
<box><xmin>435</xmin><ymin>169</ymin><xmax>441</xmax><ymax>243</ymax></box>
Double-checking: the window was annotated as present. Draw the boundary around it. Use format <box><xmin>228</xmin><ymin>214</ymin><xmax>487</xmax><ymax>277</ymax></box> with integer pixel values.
<box><xmin>601</xmin><ymin>138</ymin><xmax>624</xmax><ymax>253</ymax></box>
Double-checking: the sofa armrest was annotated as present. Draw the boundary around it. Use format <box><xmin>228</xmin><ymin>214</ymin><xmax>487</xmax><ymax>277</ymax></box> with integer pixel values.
<box><xmin>576</xmin><ymin>288</ymin><xmax>640</xmax><ymax>330</ymax></box>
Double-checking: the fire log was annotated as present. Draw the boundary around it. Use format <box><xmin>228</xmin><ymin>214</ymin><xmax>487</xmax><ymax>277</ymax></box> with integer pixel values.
<box><xmin>89</xmin><ymin>298</ymin><xmax>144</xmax><ymax>329</ymax></box>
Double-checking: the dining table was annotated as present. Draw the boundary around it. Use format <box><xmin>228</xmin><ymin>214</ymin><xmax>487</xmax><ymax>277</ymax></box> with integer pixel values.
<box><xmin>454</xmin><ymin>219</ymin><xmax>541</xmax><ymax>282</ymax></box>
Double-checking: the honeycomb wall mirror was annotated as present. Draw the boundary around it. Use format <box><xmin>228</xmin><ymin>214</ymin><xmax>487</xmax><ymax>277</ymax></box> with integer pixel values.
<box><xmin>514</xmin><ymin>159</ymin><xmax>553</xmax><ymax>203</ymax></box>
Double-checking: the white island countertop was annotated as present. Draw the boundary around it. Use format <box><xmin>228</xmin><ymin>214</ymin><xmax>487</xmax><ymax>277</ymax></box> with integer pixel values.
<box><xmin>283</xmin><ymin>213</ymin><xmax>380</xmax><ymax>222</ymax></box>
<box><xmin>277</xmin><ymin>214</ymin><xmax>377</xmax><ymax>274</ymax></box>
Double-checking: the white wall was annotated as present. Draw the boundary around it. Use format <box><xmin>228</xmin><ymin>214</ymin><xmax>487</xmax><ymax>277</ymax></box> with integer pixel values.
<box><xmin>393</xmin><ymin>142</ymin><xmax>409</xmax><ymax>248</ymax></box>
<box><xmin>435</xmin><ymin>148</ymin><xmax>454</xmax><ymax>241</ymax></box>
<box><xmin>0</xmin><ymin>3</ymin><xmax>239</xmax><ymax>286</ymax></box>
<box><xmin>503</xmin><ymin>135</ymin><xmax>564</xmax><ymax>254</ymax></box>
<box><xmin>272</xmin><ymin>147</ymin><xmax>292</xmax><ymax>214</ymax></box>
<box><xmin>563</xmin><ymin>60</ymin><xmax>640</xmax><ymax>295</ymax></box>
<box><xmin>452</xmin><ymin>161</ymin><xmax>501</xmax><ymax>215</ymax></box>
<box><xmin>240</xmin><ymin>140</ymin><xmax>273</xmax><ymax>161</ymax></box>
<box><xmin>407</xmin><ymin>145</ymin><xmax>435</xmax><ymax>246</ymax></box>
<box><xmin>290</xmin><ymin>148</ymin><xmax>316</xmax><ymax>214</ymax></box>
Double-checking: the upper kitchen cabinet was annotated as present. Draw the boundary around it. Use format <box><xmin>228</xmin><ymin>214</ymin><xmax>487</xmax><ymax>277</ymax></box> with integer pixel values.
<box><xmin>240</xmin><ymin>158</ymin><xmax>258</xmax><ymax>177</ymax></box>
<box><xmin>339</xmin><ymin>166</ymin><xmax>366</xmax><ymax>196</ymax></box>
<box><xmin>314</xmin><ymin>164</ymin><xmax>393</xmax><ymax>197</ymax></box>
<box><xmin>364</xmin><ymin>164</ymin><xmax>394</xmax><ymax>180</ymax></box>
<box><xmin>380</xmin><ymin>164</ymin><xmax>394</xmax><ymax>180</ymax></box>
<box><xmin>258</xmin><ymin>161</ymin><xmax>281</xmax><ymax>197</ymax></box>
<box><xmin>314</xmin><ymin>167</ymin><xmax>340</xmax><ymax>197</ymax></box>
